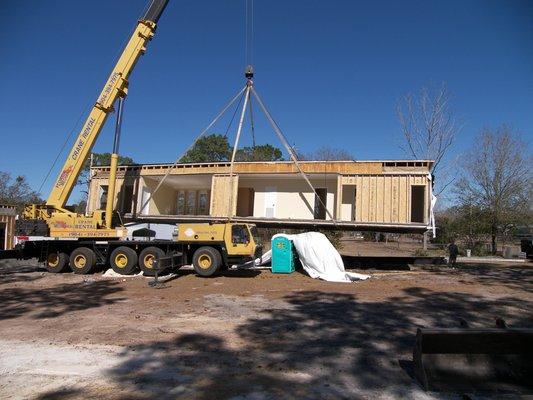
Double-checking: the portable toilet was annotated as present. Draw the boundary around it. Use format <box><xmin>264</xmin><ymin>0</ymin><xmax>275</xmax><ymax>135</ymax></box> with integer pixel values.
<box><xmin>271</xmin><ymin>236</ymin><xmax>295</xmax><ymax>273</ymax></box>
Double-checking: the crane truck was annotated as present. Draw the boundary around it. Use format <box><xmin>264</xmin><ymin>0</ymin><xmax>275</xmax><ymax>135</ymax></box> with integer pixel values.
<box><xmin>1</xmin><ymin>0</ymin><xmax>262</xmax><ymax>277</ymax></box>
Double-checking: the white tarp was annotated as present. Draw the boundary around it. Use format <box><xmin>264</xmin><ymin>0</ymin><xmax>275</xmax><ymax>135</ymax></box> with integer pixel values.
<box><xmin>272</xmin><ymin>232</ymin><xmax>370</xmax><ymax>283</ymax></box>
<box><xmin>426</xmin><ymin>173</ymin><xmax>437</xmax><ymax>238</ymax></box>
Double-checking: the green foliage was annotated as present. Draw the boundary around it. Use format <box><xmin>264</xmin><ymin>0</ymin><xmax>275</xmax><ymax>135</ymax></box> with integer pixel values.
<box><xmin>434</xmin><ymin>205</ymin><xmax>491</xmax><ymax>247</ymax></box>
<box><xmin>78</xmin><ymin>152</ymin><xmax>135</xmax><ymax>187</ymax></box>
<box><xmin>0</xmin><ymin>172</ymin><xmax>42</xmax><ymax>213</ymax></box>
<box><xmin>470</xmin><ymin>242</ymin><xmax>491</xmax><ymax>257</ymax></box>
<box><xmin>455</xmin><ymin>125</ymin><xmax>532</xmax><ymax>254</ymax></box>
<box><xmin>235</xmin><ymin>144</ymin><xmax>283</xmax><ymax>162</ymax></box>
<box><xmin>91</xmin><ymin>153</ymin><xmax>134</xmax><ymax>168</ymax></box>
<box><xmin>321</xmin><ymin>229</ymin><xmax>343</xmax><ymax>249</ymax></box>
<box><xmin>72</xmin><ymin>199</ymin><xmax>87</xmax><ymax>214</ymax></box>
<box><xmin>180</xmin><ymin>134</ymin><xmax>231</xmax><ymax>163</ymax></box>
<box><xmin>256</xmin><ymin>227</ymin><xmax>344</xmax><ymax>251</ymax></box>
<box><xmin>414</xmin><ymin>249</ymin><xmax>429</xmax><ymax>257</ymax></box>
<box><xmin>179</xmin><ymin>135</ymin><xmax>285</xmax><ymax>163</ymax></box>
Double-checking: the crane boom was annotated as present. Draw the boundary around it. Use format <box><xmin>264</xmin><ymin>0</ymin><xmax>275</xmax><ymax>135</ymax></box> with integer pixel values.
<box><xmin>48</xmin><ymin>0</ymin><xmax>169</xmax><ymax>209</ymax></box>
<box><xmin>22</xmin><ymin>0</ymin><xmax>168</xmax><ymax>238</ymax></box>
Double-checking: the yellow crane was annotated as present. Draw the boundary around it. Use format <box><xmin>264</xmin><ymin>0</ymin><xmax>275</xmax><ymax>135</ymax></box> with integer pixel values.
<box><xmin>2</xmin><ymin>0</ymin><xmax>262</xmax><ymax>277</ymax></box>
<box><xmin>22</xmin><ymin>0</ymin><xmax>169</xmax><ymax>238</ymax></box>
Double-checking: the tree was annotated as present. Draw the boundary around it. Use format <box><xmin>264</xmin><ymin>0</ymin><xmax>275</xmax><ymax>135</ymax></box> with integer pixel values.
<box><xmin>179</xmin><ymin>134</ymin><xmax>231</xmax><ymax>163</ymax></box>
<box><xmin>180</xmin><ymin>135</ymin><xmax>284</xmax><ymax>163</ymax></box>
<box><xmin>78</xmin><ymin>152</ymin><xmax>135</xmax><ymax>198</ymax></box>
<box><xmin>434</xmin><ymin>205</ymin><xmax>491</xmax><ymax>253</ymax></box>
<box><xmin>304</xmin><ymin>146</ymin><xmax>354</xmax><ymax>161</ymax></box>
<box><xmin>0</xmin><ymin>172</ymin><xmax>42</xmax><ymax>213</ymax></box>
<box><xmin>456</xmin><ymin>125</ymin><xmax>532</xmax><ymax>254</ymax></box>
<box><xmin>235</xmin><ymin>144</ymin><xmax>283</xmax><ymax>162</ymax></box>
<box><xmin>397</xmin><ymin>83</ymin><xmax>460</xmax><ymax>194</ymax></box>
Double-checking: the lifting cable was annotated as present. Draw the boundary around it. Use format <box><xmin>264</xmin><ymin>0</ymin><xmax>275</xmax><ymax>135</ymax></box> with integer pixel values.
<box><xmin>38</xmin><ymin>103</ymin><xmax>92</xmax><ymax>195</ymax></box>
<box><xmin>38</xmin><ymin>1</ymin><xmax>153</xmax><ymax>197</ymax></box>
<box><xmin>251</xmin><ymin>87</ymin><xmax>336</xmax><ymax>223</ymax></box>
<box><xmin>248</xmin><ymin>94</ymin><xmax>256</xmax><ymax>149</ymax></box>
<box><xmin>139</xmin><ymin>0</ymin><xmax>335</xmax><ymax>224</ymax></box>
<box><xmin>245</xmin><ymin>0</ymin><xmax>254</xmax><ymax>67</ymax></box>
<box><xmin>138</xmin><ymin>86</ymin><xmax>247</xmax><ymax>214</ymax></box>
<box><xmin>224</xmin><ymin>89</ymin><xmax>246</xmax><ymax>138</ymax></box>
<box><xmin>245</xmin><ymin>0</ymin><xmax>256</xmax><ymax>151</ymax></box>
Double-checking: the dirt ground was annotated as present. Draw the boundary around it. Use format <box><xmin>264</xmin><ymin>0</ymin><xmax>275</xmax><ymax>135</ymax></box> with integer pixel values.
<box><xmin>0</xmin><ymin>252</ymin><xmax>532</xmax><ymax>399</ymax></box>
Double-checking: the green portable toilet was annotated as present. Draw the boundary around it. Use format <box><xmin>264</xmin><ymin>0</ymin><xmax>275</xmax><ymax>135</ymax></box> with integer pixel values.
<box><xmin>271</xmin><ymin>236</ymin><xmax>295</xmax><ymax>273</ymax></box>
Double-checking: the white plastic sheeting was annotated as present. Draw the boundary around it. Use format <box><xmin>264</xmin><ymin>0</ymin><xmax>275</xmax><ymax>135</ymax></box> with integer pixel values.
<box><xmin>271</xmin><ymin>232</ymin><xmax>370</xmax><ymax>283</ymax></box>
<box><xmin>427</xmin><ymin>173</ymin><xmax>437</xmax><ymax>238</ymax></box>
<box><xmin>123</xmin><ymin>222</ymin><xmax>176</xmax><ymax>240</ymax></box>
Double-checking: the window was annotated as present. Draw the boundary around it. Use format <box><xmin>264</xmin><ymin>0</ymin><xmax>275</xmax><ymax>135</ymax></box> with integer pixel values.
<box><xmin>198</xmin><ymin>191</ymin><xmax>209</xmax><ymax>215</ymax></box>
<box><xmin>411</xmin><ymin>185</ymin><xmax>426</xmax><ymax>223</ymax></box>
<box><xmin>232</xmin><ymin>224</ymin><xmax>250</xmax><ymax>244</ymax></box>
<box><xmin>176</xmin><ymin>190</ymin><xmax>210</xmax><ymax>215</ymax></box>
<box><xmin>98</xmin><ymin>185</ymin><xmax>108</xmax><ymax>210</ymax></box>
<box><xmin>186</xmin><ymin>191</ymin><xmax>196</xmax><ymax>215</ymax></box>
<box><xmin>176</xmin><ymin>191</ymin><xmax>185</xmax><ymax>214</ymax></box>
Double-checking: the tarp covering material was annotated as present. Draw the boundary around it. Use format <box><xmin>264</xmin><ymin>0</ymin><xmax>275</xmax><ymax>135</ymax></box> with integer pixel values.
<box><xmin>272</xmin><ymin>232</ymin><xmax>370</xmax><ymax>283</ymax></box>
<box><xmin>427</xmin><ymin>173</ymin><xmax>437</xmax><ymax>238</ymax></box>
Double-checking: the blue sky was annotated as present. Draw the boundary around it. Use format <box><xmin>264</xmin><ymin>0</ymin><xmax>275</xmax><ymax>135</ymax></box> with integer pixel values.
<box><xmin>0</xmin><ymin>0</ymin><xmax>532</xmax><ymax>203</ymax></box>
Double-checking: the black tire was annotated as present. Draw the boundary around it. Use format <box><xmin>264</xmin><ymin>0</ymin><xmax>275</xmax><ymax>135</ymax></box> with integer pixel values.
<box><xmin>46</xmin><ymin>251</ymin><xmax>69</xmax><ymax>273</ymax></box>
<box><xmin>110</xmin><ymin>246</ymin><xmax>138</xmax><ymax>275</ymax></box>
<box><xmin>69</xmin><ymin>247</ymin><xmax>96</xmax><ymax>274</ymax></box>
<box><xmin>139</xmin><ymin>246</ymin><xmax>165</xmax><ymax>276</ymax></box>
<box><xmin>192</xmin><ymin>246</ymin><xmax>222</xmax><ymax>277</ymax></box>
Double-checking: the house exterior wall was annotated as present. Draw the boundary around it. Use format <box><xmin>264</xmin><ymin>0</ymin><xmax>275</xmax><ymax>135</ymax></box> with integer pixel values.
<box><xmin>86</xmin><ymin>160</ymin><xmax>433</xmax><ymax>226</ymax></box>
<box><xmin>239</xmin><ymin>177</ymin><xmax>338</xmax><ymax>220</ymax></box>
<box><xmin>339</xmin><ymin>174</ymin><xmax>430</xmax><ymax>224</ymax></box>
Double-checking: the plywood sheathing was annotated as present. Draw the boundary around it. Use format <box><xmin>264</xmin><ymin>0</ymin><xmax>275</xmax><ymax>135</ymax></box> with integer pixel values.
<box><xmin>90</xmin><ymin>160</ymin><xmax>433</xmax><ymax>178</ymax></box>
<box><xmin>0</xmin><ymin>205</ymin><xmax>17</xmax><ymax>250</ymax></box>
<box><xmin>210</xmin><ymin>175</ymin><xmax>239</xmax><ymax>217</ymax></box>
<box><xmin>340</xmin><ymin>174</ymin><xmax>429</xmax><ymax>224</ymax></box>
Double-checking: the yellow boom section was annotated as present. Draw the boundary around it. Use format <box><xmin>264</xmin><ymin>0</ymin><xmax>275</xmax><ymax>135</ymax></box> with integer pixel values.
<box><xmin>47</xmin><ymin>20</ymin><xmax>157</xmax><ymax>209</ymax></box>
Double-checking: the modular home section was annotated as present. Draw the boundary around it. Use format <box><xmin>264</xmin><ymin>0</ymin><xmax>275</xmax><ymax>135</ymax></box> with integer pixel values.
<box><xmin>87</xmin><ymin>160</ymin><xmax>433</xmax><ymax>229</ymax></box>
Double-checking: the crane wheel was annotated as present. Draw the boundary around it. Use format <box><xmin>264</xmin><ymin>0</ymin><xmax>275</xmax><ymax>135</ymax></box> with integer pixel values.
<box><xmin>139</xmin><ymin>246</ymin><xmax>165</xmax><ymax>276</ymax></box>
<box><xmin>192</xmin><ymin>246</ymin><xmax>222</xmax><ymax>277</ymax></box>
<box><xmin>110</xmin><ymin>246</ymin><xmax>138</xmax><ymax>275</ymax></box>
<box><xmin>69</xmin><ymin>247</ymin><xmax>96</xmax><ymax>274</ymax></box>
<box><xmin>46</xmin><ymin>251</ymin><xmax>69</xmax><ymax>273</ymax></box>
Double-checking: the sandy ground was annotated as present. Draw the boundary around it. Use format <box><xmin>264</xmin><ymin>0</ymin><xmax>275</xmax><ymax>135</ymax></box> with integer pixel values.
<box><xmin>0</xmin><ymin>254</ymin><xmax>532</xmax><ymax>399</ymax></box>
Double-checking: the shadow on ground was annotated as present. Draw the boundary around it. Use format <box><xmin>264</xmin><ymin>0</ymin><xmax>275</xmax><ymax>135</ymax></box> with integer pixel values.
<box><xmin>0</xmin><ymin>259</ymin><xmax>45</xmax><ymax>286</ymax></box>
<box><xmin>39</xmin><ymin>285</ymin><xmax>533</xmax><ymax>399</ymax></box>
<box><xmin>421</xmin><ymin>263</ymin><xmax>533</xmax><ymax>293</ymax></box>
<box><xmin>0</xmin><ymin>280</ymin><xmax>125</xmax><ymax>320</ymax></box>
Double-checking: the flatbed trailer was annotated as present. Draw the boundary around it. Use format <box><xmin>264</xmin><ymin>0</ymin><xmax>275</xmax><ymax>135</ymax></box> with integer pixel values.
<box><xmin>1</xmin><ymin>222</ymin><xmax>262</xmax><ymax>278</ymax></box>
<box><xmin>6</xmin><ymin>238</ymin><xmax>184</xmax><ymax>276</ymax></box>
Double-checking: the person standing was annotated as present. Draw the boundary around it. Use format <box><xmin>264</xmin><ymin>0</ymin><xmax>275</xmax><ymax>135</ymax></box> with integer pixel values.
<box><xmin>448</xmin><ymin>240</ymin><xmax>459</xmax><ymax>267</ymax></box>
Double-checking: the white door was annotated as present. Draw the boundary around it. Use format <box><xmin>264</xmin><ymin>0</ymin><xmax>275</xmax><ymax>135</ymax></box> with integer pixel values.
<box><xmin>140</xmin><ymin>186</ymin><xmax>151</xmax><ymax>215</ymax></box>
<box><xmin>264</xmin><ymin>186</ymin><xmax>277</xmax><ymax>218</ymax></box>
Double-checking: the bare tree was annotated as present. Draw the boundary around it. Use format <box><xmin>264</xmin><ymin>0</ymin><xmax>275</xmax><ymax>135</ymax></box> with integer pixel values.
<box><xmin>456</xmin><ymin>125</ymin><xmax>532</xmax><ymax>254</ymax></box>
<box><xmin>0</xmin><ymin>172</ymin><xmax>42</xmax><ymax>213</ymax></box>
<box><xmin>397</xmin><ymin>83</ymin><xmax>460</xmax><ymax>194</ymax></box>
<box><xmin>305</xmin><ymin>146</ymin><xmax>354</xmax><ymax>161</ymax></box>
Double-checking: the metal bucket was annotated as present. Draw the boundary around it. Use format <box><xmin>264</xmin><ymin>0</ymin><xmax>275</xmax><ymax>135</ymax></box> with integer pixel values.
<box><xmin>413</xmin><ymin>324</ymin><xmax>533</xmax><ymax>392</ymax></box>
